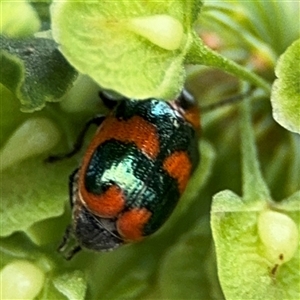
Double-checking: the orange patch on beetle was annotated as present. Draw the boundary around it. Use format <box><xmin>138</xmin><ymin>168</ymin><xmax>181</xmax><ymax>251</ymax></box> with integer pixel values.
<box><xmin>80</xmin><ymin>184</ymin><xmax>125</xmax><ymax>218</ymax></box>
<box><xmin>184</xmin><ymin>105</ymin><xmax>201</xmax><ymax>133</ymax></box>
<box><xmin>170</xmin><ymin>100</ymin><xmax>201</xmax><ymax>134</ymax></box>
<box><xmin>163</xmin><ymin>151</ymin><xmax>192</xmax><ymax>193</ymax></box>
<box><xmin>117</xmin><ymin>208</ymin><xmax>152</xmax><ymax>241</ymax></box>
<box><xmin>78</xmin><ymin>115</ymin><xmax>159</xmax><ymax>214</ymax></box>
<box><xmin>88</xmin><ymin>115</ymin><xmax>159</xmax><ymax>160</ymax></box>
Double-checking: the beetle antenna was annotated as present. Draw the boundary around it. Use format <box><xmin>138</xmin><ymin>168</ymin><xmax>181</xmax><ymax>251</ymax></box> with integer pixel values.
<box><xmin>200</xmin><ymin>88</ymin><xmax>253</xmax><ymax>112</ymax></box>
<box><xmin>92</xmin><ymin>215</ymin><xmax>124</xmax><ymax>241</ymax></box>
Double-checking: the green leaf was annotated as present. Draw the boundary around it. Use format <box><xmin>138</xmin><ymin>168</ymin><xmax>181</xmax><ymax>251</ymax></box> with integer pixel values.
<box><xmin>0</xmin><ymin>85</ymin><xmax>27</xmax><ymax>145</ymax></box>
<box><xmin>1</xmin><ymin>0</ymin><xmax>41</xmax><ymax>37</ymax></box>
<box><xmin>158</xmin><ymin>217</ymin><xmax>222</xmax><ymax>300</ymax></box>
<box><xmin>94</xmin><ymin>263</ymin><xmax>149</xmax><ymax>299</ymax></box>
<box><xmin>0</xmin><ymin>157</ymin><xmax>74</xmax><ymax>237</ymax></box>
<box><xmin>50</xmin><ymin>0</ymin><xmax>202</xmax><ymax>99</ymax></box>
<box><xmin>0</xmin><ymin>87</ymin><xmax>76</xmax><ymax>237</ymax></box>
<box><xmin>0</xmin><ymin>234</ymin><xmax>43</xmax><ymax>262</ymax></box>
<box><xmin>0</xmin><ymin>93</ymin><xmax>76</xmax><ymax>237</ymax></box>
<box><xmin>85</xmin><ymin>246</ymin><xmax>154</xmax><ymax>300</ymax></box>
<box><xmin>0</xmin><ymin>85</ymin><xmax>72</xmax><ymax>239</ymax></box>
<box><xmin>38</xmin><ymin>279</ymin><xmax>68</xmax><ymax>300</ymax></box>
<box><xmin>26</xmin><ymin>215</ymin><xmax>70</xmax><ymax>246</ymax></box>
<box><xmin>0</xmin><ymin>117</ymin><xmax>61</xmax><ymax>171</ymax></box>
<box><xmin>0</xmin><ymin>36</ymin><xmax>78</xmax><ymax>112</ymax></box>
<box><xmin>211</xmin><ymin>93</ymin><xmax>300</xmax><ymax>299</ymax></box>
<box><xmin>30</xmin><ymin>1</ymin><xmax>52</xmax><ymax>31</ymax></box>
<box><xmin>53</xmin><ymin>271</ymin><xmax>87</xmax><ymax>300</ymax></box>
<box><xmin>211</xmin><ymin>190</ymin><xmax>300</xmax><ymax>300</ymax></box>
<box><xmin>271</xmin><ymin>38</ymin><xmax>300</xmax><ymax>134</ymax></box>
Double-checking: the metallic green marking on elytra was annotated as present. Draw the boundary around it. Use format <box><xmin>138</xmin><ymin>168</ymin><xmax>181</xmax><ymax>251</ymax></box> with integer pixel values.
<box><xmin>101</xmin><ymin>158</ymin><xmax>143</xmax><ymax>193</ymax></box>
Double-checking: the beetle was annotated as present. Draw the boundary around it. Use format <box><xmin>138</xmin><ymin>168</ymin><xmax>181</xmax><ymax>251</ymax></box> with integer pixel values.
<box><xmin>53</xmin><ymin>90</ymin><xmax>200</xmax><ymax>259</ymax></box>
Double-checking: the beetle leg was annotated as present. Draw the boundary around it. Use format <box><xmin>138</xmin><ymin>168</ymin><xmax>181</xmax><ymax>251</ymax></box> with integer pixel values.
<box><xmin>57</xmin><ymin>225</ymin><xmax>72</xmax><ymax>252</ymax></box>
<box><xmin>69</xmin><ymin>168</ymin><xmax>79</xmax><ymax>207</ymax></box>
<box><xmin>57</xmin><ymin>225</ymin><xmax>82</xmax><ymax>260</ymax></box>
<box><xmin>46</xmin><ymin>115</ymin><xmax>105</xmax><ymax>162</ymax></box>
<box><xmin>99</xmin><ymin>90</ymin><xmax>126</xmax><ymax>109</ymax></box>
<box><xmin>64</xmin><ymin>245</ymin><xmax>82</xmax><ymax>260</ymax></box>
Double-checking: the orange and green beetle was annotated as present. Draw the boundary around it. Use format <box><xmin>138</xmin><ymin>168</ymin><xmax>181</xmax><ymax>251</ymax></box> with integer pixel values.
<box><xmin>58</xmin><ymin>90</ymin><xmax>200</xmax><ymax>259</ymax></box>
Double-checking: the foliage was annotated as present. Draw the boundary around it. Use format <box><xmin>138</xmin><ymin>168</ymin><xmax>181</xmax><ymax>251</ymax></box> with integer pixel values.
<box><xmin>1</xmin><ymin>0</ymin><xmax>299</xmax><ymax>299</ymax></box>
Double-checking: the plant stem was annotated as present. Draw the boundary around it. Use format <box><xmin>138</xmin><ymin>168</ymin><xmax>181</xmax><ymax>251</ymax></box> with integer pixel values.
<box><xmin>186</xmin><ymin>34</ymin><xmax>272</xmax><ymax>94</ymax></box>
<box><xmin>239</xmin><ymin>85</ymin><xmax>271</xmax><ymax>203</ymax></box>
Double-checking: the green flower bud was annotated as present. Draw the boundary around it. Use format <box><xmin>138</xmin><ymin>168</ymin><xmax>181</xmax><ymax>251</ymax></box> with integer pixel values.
<box><xmin>258</xmin><ymin>210</ymin><xmax>299</xmax><ymax>265</ymax></box>
<box><xmin>126</xmin><ymin>15</ymin><xmax>184</xmax><ymax>50</ymax></box>
<box><xmin>0</xmin><ymin>260</ymin><xmax>45</xmax><ymax>299</ymax></box>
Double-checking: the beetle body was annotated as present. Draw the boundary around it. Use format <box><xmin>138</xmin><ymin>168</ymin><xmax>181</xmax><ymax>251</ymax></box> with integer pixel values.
<box><xmin>66</xmin><ymin>91</ymin><xmax>200</xmax><ymax>255</ymax></box>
